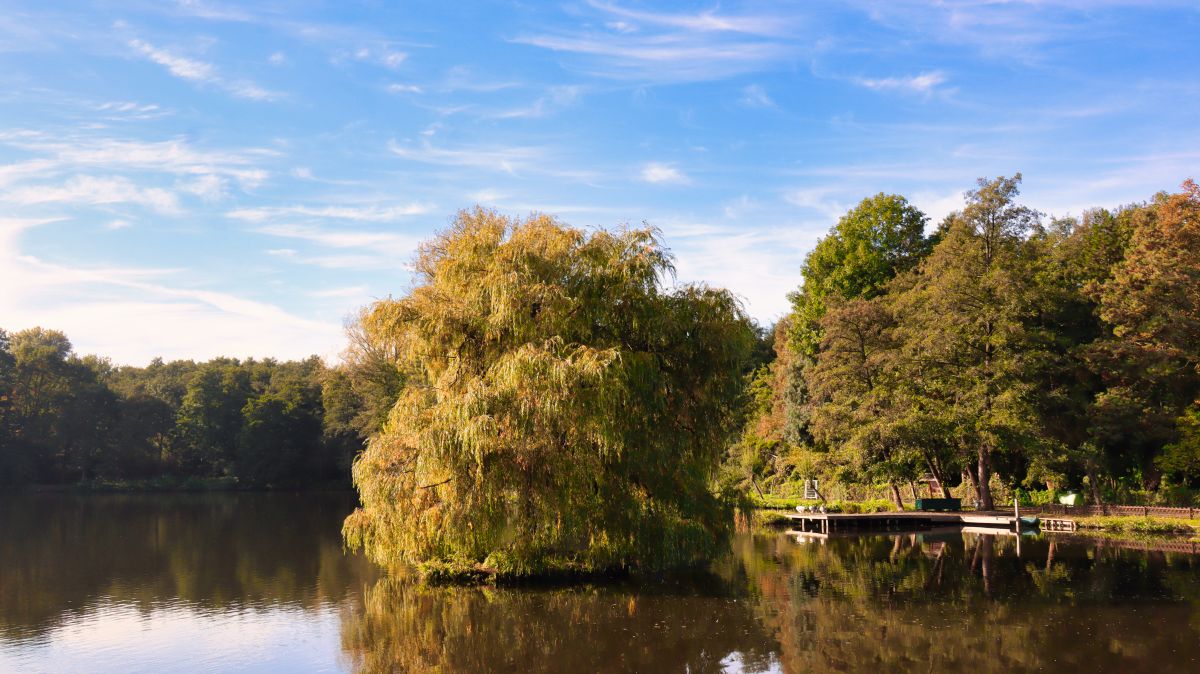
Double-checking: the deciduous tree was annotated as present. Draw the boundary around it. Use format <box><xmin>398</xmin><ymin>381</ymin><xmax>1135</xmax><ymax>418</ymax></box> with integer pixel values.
<box><xmin>343</xmin><ymin>208</ymin><xmax>754</xmax><ymax>577</ymax></box>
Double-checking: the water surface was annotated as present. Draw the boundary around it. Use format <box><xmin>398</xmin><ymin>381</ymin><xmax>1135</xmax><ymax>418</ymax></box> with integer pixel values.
<box><xmin>2</xmin><ymin>493</ymin><xmax>1198</xmax><ymax>672</ymax></box>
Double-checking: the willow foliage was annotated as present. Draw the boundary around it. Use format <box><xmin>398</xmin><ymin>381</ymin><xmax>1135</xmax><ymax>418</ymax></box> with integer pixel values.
<box><xmin>343</xmin><ymin>208</ymin><xmax>754</xmax><ymax>577</ymax></box>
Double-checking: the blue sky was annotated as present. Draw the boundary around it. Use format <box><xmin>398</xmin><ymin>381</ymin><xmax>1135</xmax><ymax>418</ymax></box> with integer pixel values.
<box><xmin>2</xmin><ymin>1</ymin><xmax>1197</xmax><ymax>364</ymax></box>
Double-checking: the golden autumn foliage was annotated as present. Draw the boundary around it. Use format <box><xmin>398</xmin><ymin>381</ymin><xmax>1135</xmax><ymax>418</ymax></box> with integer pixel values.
<box><xmin>343</xmin><ymin>208</ymin><xmax>754</xmax><ymax>578</ymax></box>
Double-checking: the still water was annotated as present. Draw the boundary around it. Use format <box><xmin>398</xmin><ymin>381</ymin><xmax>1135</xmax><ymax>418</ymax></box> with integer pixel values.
<box><xmin>2</xmin><ymin>493</ymin><xmax>1199</xmax><ymax>673</ymax></box>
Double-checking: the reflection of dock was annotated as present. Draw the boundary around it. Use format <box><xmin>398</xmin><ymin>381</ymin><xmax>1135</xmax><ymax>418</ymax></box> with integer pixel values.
<box><xmin>786</xmin><ymin>524</ymin><xmax>1023</xmax><ymax>543</ymax></box>
<box><xmin>786</xmin><ymin>511</ymin><xmax>1027</xmax><ymax>533</ymax></box>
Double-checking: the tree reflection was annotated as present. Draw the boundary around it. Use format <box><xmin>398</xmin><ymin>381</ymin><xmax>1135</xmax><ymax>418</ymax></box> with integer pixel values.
<box><xmin>339</xmin><ymin>529</ymin><xmax>1200</xmax><ymax>673</ymax></box>
<box><xmin>742</xmin><ymin>531</ymin><xmax>1200</xmax><ymax>673</ymax></box>
<box><xmin>0</xmin><ymin>492</ymin><xmax>375</xmax><ymax>641</ymax></box>
<box><xmin>5</xmin><ymin>494</ymin><xmax>1199</xmax><ymax>673</ymax></box>
<box><xmin>340</xmin><ymin>574</ymin><xmax>781</xmax><ymax>673</ymax></box>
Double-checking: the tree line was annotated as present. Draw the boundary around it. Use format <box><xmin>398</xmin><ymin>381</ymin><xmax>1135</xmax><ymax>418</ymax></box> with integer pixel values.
<box><xmin>0</xmin><ymin>320</ymin><xmax>401</xmax><ymax>487</ymax></box>
<box><xmin>731</xmin><ymin>176</ymin><xmax>1200</xmax><ymax>508</ymax></box>
<box><xmin>4</xmin><ymin>174</ymin><xmax>1197</xmax><ymax>519</ymax></box>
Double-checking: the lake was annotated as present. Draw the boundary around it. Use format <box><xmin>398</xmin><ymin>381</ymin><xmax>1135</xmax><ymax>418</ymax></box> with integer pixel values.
<box><xmin>1</xmin><ymin>493</ymin><xmax>1198</xmax><ymax>673</ymax></box>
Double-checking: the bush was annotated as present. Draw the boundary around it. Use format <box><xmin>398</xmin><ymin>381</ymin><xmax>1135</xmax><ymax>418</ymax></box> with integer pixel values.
<box><xmin>1018</xmin><ymin>489</ymin><xmax>1059</xmax><ymax>506</ymax></box>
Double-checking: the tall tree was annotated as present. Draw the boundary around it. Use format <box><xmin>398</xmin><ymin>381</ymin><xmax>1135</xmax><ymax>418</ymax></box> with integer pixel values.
<box><xmin>344</xmin><ymin>208</ymin><xmax>754</xmax><ymax>577</ymax></box>
<box><xmin>807</xmin><ymin>297</ymin><xmax>915</xmax><ymax>506</ymax></box>
<box><xmin>892</xmin><ymin>175</ymin><xmax>1041</xmax><ymax>509</ymax></box>
<box><xmin>1093</xmin><ymin>180</ymin><xmax>1200</xmax><ymax>488</ymax></box>
<box><xmin>736</xmin><ymin>194</ymin><xmax>933</xmax><ymax>496</ymax></box>
<box><xmin>173</xmin><ymin>361</ymin><xmax>253</xmax><ymax>476</ymax></box>
<box><xmin>788</xmin><ymin>193</ymin><xmax>932</xmax><ymax>359</ymax></box>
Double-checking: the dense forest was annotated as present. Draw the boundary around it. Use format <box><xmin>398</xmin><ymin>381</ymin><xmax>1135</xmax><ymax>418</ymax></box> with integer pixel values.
<box><xmin>0</xmin><ymin>317</ymin><xmax>400</xmax><ymax>487</ymax></box>
<box><xmin>730</xmin><ymin>175</ymin><xmax>1200</xmax><ymax>508</ymax></box>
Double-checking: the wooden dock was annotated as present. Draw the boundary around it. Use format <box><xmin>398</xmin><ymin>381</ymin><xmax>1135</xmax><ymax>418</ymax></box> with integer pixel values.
<box><xmin>1040</xmin><ymin>516</ymin><xmax>1077</xmax><ymax>532</ymax></box>
<box><xmin>786</xmin><ymin>510</ymin><xmax>1028</xmax><ymax>533</ymax></box>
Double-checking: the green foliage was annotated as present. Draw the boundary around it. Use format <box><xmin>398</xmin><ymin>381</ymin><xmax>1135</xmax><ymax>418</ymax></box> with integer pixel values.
<box><xmin>1158</xmin><ymin>402</ymin><xmax>1200</xmax><ymax>485</ymax></box>
<box><xmin>0</xmin><ymin>327</ymin><xmax>369</xmax><ymax>488</ymax></box>
<box><xmin>891</xmin><ymin>175</ymin><xmax>1043</xmax><ymax>509</ymax></box>
<box><xmin>734</xmin><ymin>196</ymin><xmax>934</xmax><ymax>502</ymax></box>
<box><xmin>344</xmin><ymin>208</ymin><xmax>755</xmax><ymax>578</ymax></box>
<box><xmin>746</xmin><ymin>176</ymin><xmax>1200</xmax><ymax>509</ymax></box>
<box><xmin>787</xmin><ymin>193</ymin><xmax>932</xmax><ymax>358</ymax></box>
<box><xmin>1017</xmin><ymin>489</ymin><xmax>1060</xmax><ymax>507</ymax></box>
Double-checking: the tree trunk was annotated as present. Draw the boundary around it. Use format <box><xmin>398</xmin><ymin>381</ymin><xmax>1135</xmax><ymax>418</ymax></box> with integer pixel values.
<box><xmin>979</xmin><ymin>535</ymin><xmax>994</xmax><ymax>597</ymax></box>
<box><xmin>1086</xmin><ymin>464</ymin><xmax>1105</xmax><ymax>506</ymax></box>
<box><xmin>977</xmin><ymin>446</ymin><xmax>995</xmax><ymax>511</ymax></box>
<box><xmin>749</xmin><ymin>475</ymin><xmax>766</xmax><ymax>500</ymax></box>
<box><xmin>888</xmin><ymin>481</ymin><xmax>904</xmax><ymax>510</ymax></box>
<box><xmin>928</xmin><ymin>457</ymin><xmax>952</xmax><ymax>498</ymax></box>
<box><xmin>908</xmin><ymin>481</ymin><xmax>919</xmax><ymax>503</ymax></box>
<box><xmin>963</xmin><ymin>468</ymin><xmax>980</xmax><ymax>507</ymax></box>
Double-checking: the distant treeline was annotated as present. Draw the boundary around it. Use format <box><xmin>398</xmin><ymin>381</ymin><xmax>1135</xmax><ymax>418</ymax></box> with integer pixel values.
<box><xmin>0</xmin><ymin>319</ymin><xmax>399</xmax><ymax>487</ymax></box>
<box><xmin>729</xmin><ymin>176</ymin><xmax>1200</xmax><ymax>508</ymax></box>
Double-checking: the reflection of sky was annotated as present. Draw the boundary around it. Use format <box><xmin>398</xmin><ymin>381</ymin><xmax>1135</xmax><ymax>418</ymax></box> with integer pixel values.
<box><xmin>722</xmin><ymin>651</ymin><xmax>784</xmax><ymax>674</ymax></box>
<box><xmin>0</xmin><ymin>602</ymin><xmax>347</xmax><ymax>673</ymax></box>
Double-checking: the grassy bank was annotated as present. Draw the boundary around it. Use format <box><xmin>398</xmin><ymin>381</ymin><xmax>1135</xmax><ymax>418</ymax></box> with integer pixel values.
<box><xmin>750</xmin><ymin>494</ymin><xmax>900</xmax><ymax>513</ymax></box>
<box><xmin>1073</xmin><ymin>515</ymin><xmax>1200</xmax><ymax>535</ymax></box>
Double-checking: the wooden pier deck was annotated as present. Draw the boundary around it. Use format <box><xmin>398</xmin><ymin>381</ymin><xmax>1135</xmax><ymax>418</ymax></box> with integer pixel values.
<box><xmin>786</xmin><ymin>510</ymin><xmax>1027</xmax><ymax>533</ymax></box>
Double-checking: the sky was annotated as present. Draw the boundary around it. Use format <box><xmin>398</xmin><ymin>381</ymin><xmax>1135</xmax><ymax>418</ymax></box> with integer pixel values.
<box><xmin>1</xmin><ymin>0</ymin><xmax>1198</xmax><ymax>365</ymax></box>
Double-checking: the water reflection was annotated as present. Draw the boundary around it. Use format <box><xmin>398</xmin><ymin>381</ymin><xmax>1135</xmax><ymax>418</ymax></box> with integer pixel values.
<box><xmin>0</xmin><ymin>492</ymin><xmax>375</xmax><ymax>643</ymax></box>
<box><xmin>2</xmin><ymin>494</ymin><xmax>1200</xmax><ymax>673</ymax></box>
<box><xmin>341</xmin><ymin>576</ymin><xmax>781</xmax><ymax>673</ymax></box>
<box><xmin>342</xmin><ymin>529</ymin><xmax>1200</xmax><ymax>673</ymax></box>
<box><xmin>743</xmin><ymin>530</ymin><xmax>1200</xmax><ymax>673</ymax></box>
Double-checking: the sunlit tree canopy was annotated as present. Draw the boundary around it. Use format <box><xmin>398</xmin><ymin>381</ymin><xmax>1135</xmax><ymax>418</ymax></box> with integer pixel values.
<box><xmin>343</xmin><ymin>208</ymin><xmax>755</xmax><ymax>577</ymax></box>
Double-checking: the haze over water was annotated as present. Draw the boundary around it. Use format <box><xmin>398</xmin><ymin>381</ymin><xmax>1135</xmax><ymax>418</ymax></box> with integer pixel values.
<box><xmin>2</xmin><ymin>492</ymin><xmax>1198</xmax><ymax>673</ymax></box>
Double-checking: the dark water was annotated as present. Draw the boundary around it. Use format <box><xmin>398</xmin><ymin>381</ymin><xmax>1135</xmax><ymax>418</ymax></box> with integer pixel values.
<box><xmin>2</xmin><ymin>494</ymin><xmax>1199</xmax><ymax>673</ymax></box>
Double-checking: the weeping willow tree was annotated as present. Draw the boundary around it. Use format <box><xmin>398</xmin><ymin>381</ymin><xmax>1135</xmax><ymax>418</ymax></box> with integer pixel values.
<box><xmin>343</xmin><ymin>208</ymin><xmax>754</xmax><ymax>578</ymax></box>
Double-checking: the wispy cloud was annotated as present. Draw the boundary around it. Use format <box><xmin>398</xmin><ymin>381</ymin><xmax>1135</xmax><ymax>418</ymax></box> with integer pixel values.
<box><xmin>487</xmin><ymin>85</ymin><xmax>585</xmax><ymax>119</ymax></box>
<box><xmin>853</xmin><ymin>70</ymin><xmax>948</xmax><ymax>95</ymax></box>
<box><xmin>585</xmin><ymin>1</ymin><xmax>793</xmax><ymax>37</ymax></box>
<box><xmin>782</xmin><ymin>186</ymin><xmax>849</xmax><ymax>221</ymax></box>
<box><xmin>336</xmin><ymin>45</ymin><xmax>407</xmax><ymax>69</ymax></box>
<box><xmin>95</xmin><ymin>100</ymin><xmax>168</xmax><ymax>120</ymax></box>
<box><xmin>251</xmin><ymin>215</ymin><xmax>429</xmax><ymax>271</ymax></box>
<box><xmin>739</xmin><ymin>84</ymin><xmax>777</xmax><ymax>109</ymax></box>
<box><xmin>177</xmin><ymin>174</ymin><xmax>227</xmax><ymax>201</ymax></box>
<box><xmin>253</xmin><ymin>223</ymin><xmax>420</xmax><ymax>255</ymax></box>
<box><xmin>128</xmin><ymin>38</ymin><xmax>284</xmax><ymax>101</ymax></box>
<box><xmin>663</xmin><ymin>219</ymin><xmax>816</xmax><ymax>322</ymax></box>
<box><xmin>388</xmin><ymin>138</ymin><xmax>546</xmax><ymax>175</ymax></box>
<box><xmin>640</xmin><ymin>162</ymin><xmax>689</xmax><ymax>185</ymax></box>
<box><xmin>0</xmin><ymin>220</ymin><xmax>342</xmax><ymax>364</ymax></box>
<box><xmin>844</xmin><ymin>0</ymin><xmax>1181</xmax><ymax>62</ymax></box>
<box><xmin>1</xmin><ymin>175</ymin><xmax>181</xmax><ymax>213</ymax></box>
<box><xmin>0</xmin><ymin>132</ymin><xmax>274</xmax><ymax>187</ymax></box>
<box><xmin>228</xmin><ymin>202</ymin><xmax>432</xmax><ymax>223</ymax></box>
<box><xmin>513</xmin><ymin>1</ymin><xmax>804</xmax><ymax>82</ymax></box>
<box><xmin>386</xmin><ymin>83</ymin><xmax>423</xmax><ymax>94</ymax></box>
<box><xmin>309</xmin><ymin>285</ymin><xmax>369</xmax><ymax>299</ymax></box>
